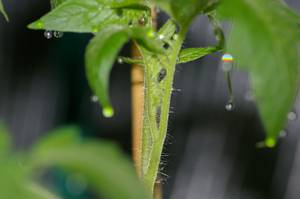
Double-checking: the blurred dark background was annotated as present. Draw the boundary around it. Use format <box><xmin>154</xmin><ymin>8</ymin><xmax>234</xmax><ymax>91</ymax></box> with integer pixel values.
<box><xmin>0</xmin><ymin>0</ymin><xmax>300</xmax><ymax>199</ymax></box>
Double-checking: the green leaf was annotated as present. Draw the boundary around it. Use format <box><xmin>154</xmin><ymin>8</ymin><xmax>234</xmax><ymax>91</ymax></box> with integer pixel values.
<box><xmin>86</xmin><ymin>26</ymin><xmax>128</xmax><ymax>117</ymax></box>
<box><xmin>30</xmin><ymin>126</ymin><xmax>151</xmax><ymax>199</ymax></box>
<box><xmin>178</xmin><ymin>47</ymin><xmax>218</xmax><ymax>63</ymax></box>
<box><xmin>155</xmin><ymin>0</ymin><xmax>218</xmax><ymax>28</ymax></box>
<box><xmin>51</xmin><ymin>0</ymin><xmax>66</xmax><ymax>8</ymax></box>
<box><xmin>157</xmin><ymin>19</ymin><xmax>177</xmax><ymax>41</ymax></box>
<box><xmin>28</xmin><ymin>0</ymin><xmax>146</xmax><ymax>33</ymax></box>
<box><xmin>85</xmin><ymin>25</ymin><xmax>163</xmax><ymax>117</ymax></box>
<box><xmin>218</xmin><ymin>0</ymin><xmax>300</xmax><ymax>145</ymax></box>
<box><xmin>0</xmin><ymin>0</ymin><xmax>8</xmax><ymax>21</ymax></box>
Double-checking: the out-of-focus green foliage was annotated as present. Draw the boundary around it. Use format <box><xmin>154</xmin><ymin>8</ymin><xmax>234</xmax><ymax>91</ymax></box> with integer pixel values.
<box><xmin>218</xmin><ymin>0</ymin><xmax>300</xmax><ymax>146</ymax></box>
<box><xmin>0</xmin><ymin>125</ymin><xmax>150</xmax><ymax>199</ymax></box>
<box><xmin>0</xmin><ymin>0</ymin><xmax>8</xmax><ymax>21</ymax></box>
<box><xmin>0</xmin><ymin>125</ymin><xmax>57</xmax><ymax>199</ymax></box>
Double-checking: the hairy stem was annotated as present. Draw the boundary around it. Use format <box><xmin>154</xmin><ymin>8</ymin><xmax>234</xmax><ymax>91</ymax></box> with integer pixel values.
<box><xmin>140</xmin><ymin>29</ymin><xmax>187</xmax><ymax>194</ymax></box>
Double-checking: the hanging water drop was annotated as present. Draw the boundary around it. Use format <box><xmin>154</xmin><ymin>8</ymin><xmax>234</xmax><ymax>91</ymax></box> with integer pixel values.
<box><xmin>225</xmin><ymin>102</ymin><xmax>235</xmax><ymax>111</ymax></box>
<box><xmin>90</xmin><ymin>95</ymin><xmax>98</xmax><ymax>103</ymax></box>
<box><xmin>221</xmin><ymin>53</ymin><xmax>234</xmax><ymax>72</ymax></box>
<box><xmin>265</xmin><ymin>137</ymin><xmax>276</xmax><ymax>148</ymax></box>
<box><xmin>279</xmin><ymin>130</ymin><xmax>288</xmax><ymax>138</ymax></box>
<box><xmin>53</xmin><ymin>31</ymin><xmax>64</xmax><ymax>38</ymax></box>
<box><xmin>287</xmin><ymin>111</ymin><xmax>297</xmax><ymax>121</ymax></box>
<box><xmin>118</xmin><ymin>57</ymin><xmax>124</xmax><ymax>64</ymax></box>
<box><xmin>222</xmin><ymin>53</ymin><xmax>235</xmax><ymax>111</ymax></box>
<box><xmin>103</xmin><ymin>106</ymin><xmax>114</xmax><ymax>118</ymax></box>
<box><xmin>44</xmin><ymin>30</ymin><xmax>53</xmax><ymax>39</ymax></box>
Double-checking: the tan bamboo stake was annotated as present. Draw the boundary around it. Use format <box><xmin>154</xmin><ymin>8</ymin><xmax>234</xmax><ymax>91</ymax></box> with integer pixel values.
<box><xmin>131</xmin><ymin>6</ymin><xmax>162</xmax><ymax>198</ymax></box>
<box><xmin>131</xmin><ymin>5</ymin><xmax>157</xmax><ymax>176</ymax></box>
<box><xmin>131</xmin><ymin>44</ymin><xmax>144</xmax><ymax>176</ymax></box>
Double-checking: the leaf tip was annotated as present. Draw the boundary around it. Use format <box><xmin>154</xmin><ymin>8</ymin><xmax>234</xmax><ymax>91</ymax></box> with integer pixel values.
<box><xmin>28</xmin><ymin>20</ymin><xmax>44</xmax><ymax>30</ymax></box>
<box><xmin>103</xmin><ymin>106</ymin><xmax>114</xmax><ymax>118</ymax></box>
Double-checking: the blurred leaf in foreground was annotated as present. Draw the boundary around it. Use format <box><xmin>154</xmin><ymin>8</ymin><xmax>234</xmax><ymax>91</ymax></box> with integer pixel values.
<box><xmin>0</xmin><ymin>0</ymin><xmax>8</xmax><ymax>21</ymax></box>
<box><xmin>30</xmin><ymin>126</ymin><xmax>151</xmax><ymax>199</ymax></box>
<box><xmin>0</xmin><ymin>125</ymin><xmax>58</xmax><ymax>199</ymax></box>
<box><xmin>218</xmin><ymin>0</ymin><xmax>300</xmax><ymax>146</ymax></box>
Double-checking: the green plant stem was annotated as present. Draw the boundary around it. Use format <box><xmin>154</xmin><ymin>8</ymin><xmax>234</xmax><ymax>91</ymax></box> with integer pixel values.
<box><xmin>141</xmin><ymin>28</ymin><xmax>187</xmax><ymax>194</ymax></box>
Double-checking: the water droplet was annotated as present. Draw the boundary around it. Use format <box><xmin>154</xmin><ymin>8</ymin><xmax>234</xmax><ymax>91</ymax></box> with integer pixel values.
<box><xmin>158</xmin><ymin>34</ymin><xmax>165</xmax><ymax>40</ymax></box>
<box><xmin>157</xmin><ymin>68</ymin><xmax>167</xmax><ymax>82</ymax></box>
<box><xmin>225</xmin><ymin>102</ymin><xmax>235</xmax><ymax>111</ymax></box>
<box><xmin>103</xmin><ymin>106</ymin><xmax>114</xmax><ymax>118</ymax></box>
<box><xmin>44</xmin><ymin>30</ymin><xmax>53</xmax><ymax>39</ymax></box>
<box><xmin>35</xmin><ymin>20</ymin><xmax>44</xmax><ymax>29</ymax></box>
<box><xmin>66</xmin><ymin>173</ymin><xmax>87</xmax><ymax>196</ymax></box>
<box><xmin>53</xmin><ymin>31</ymin><xmax>64</xmax><ymax>38</ymax></box>
<box><xmin>265</xmin><ymin>137</ymin><xmax>276</xmax><ymax>148</ymax></box>
<box><xmin>222</xmin><ymin>62</ymin><xmax>233</xmax><ymax>72</ymax></box>
<box><xmin>90</xmin><ymin>95</ymin><xmax>98</xmax><ymax>102</ymax></box>
<box><xmin>287</xmin><ymin>111</ymin><xmax>297</xmax><ymax>121</ymax></box>
<box><xmin>222</xmin><ymin>53</ymin><xmax>234</xmax><ymax>62</ymax></box>
<box><xmin>279</xmin><ymin>130</ymin><xmax>288</xmax><ymax>138</ymax></box>
<box><xmin>138</xmin><ymin>17</ymin><xmax>146</xmax><ymax>26</ymax></box>
<box><xmin>118</xmin><ymin>57</ymin><xmax>124</xmax><ymax>64</ymax></box>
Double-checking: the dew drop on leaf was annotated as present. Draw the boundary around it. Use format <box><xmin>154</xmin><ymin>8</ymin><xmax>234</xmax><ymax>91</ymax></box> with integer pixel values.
<box><xmin>287</xmin><ymin>111</ymin><xmax>297</xmax><ymax>121</ymax></box>
<box><xmin>44</xmin><ymin>30</ymin><xmax>53</xmax><ymax>39</ymax></box>
<box><xmin>103</xmin><ymin>106</ymin><xmax>114</xmax><ymax>118</ymax></box>
<box><xmin>225</xmin><ymin>102</ymin><xmax>235</xmax><ymax>111</ymax></box>
<box><xmin>265</xmin><ymin>137</ymin><xmax>276</xmax><ymax>148</ymax></box>
<box><xmin>53</xmin><ymin>31</ymin><xmax>64</xmax><ymax>38</ymax></box>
